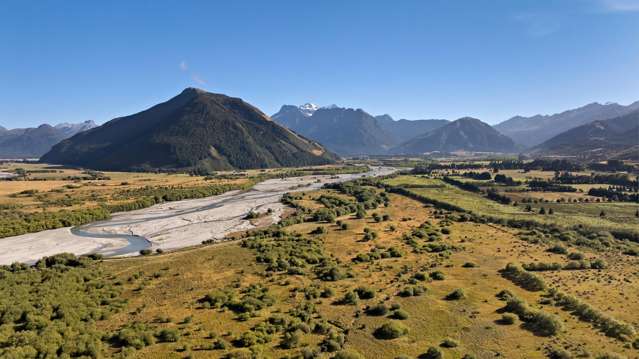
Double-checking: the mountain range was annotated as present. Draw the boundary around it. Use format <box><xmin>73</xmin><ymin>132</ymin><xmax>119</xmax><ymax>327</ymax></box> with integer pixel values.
<box><xmin>494</xmin><ymin>101</ymin><xmax>639</xmax><ymax>148</ymax></box>
<box><xmin>41</xmin><ymin>88</ymin><xmax>337</xmax><ymax>172</ymax></box>
<box><xmin>0</xmin><ymin>121</ymin><xmax>96</xmax><ymax>159</ymax></box>
<box><xmin>528</xmin><ymin>109</ymin><xmax>639</xmax><ymax>160</ymax></box>
<box><xmin>271</xmin><ymin>104</ymin><xmax>449</xmax><ymax>155</ymax></box>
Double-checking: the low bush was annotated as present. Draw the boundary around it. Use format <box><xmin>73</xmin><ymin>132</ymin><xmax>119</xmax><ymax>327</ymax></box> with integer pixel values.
<box><xmin>445</xmin><ymin>288</ymin><xmax>465</xmax><ymax>300</ymax></box>
<box><xmin>374</xmin><ymin>322</ymin><xmax>409</xmax><ymax>339</ymax></box>
<box><xmin>421</xmin><ymin>347</ymin><xmax>442</xmax><ymax>359</ymax></box>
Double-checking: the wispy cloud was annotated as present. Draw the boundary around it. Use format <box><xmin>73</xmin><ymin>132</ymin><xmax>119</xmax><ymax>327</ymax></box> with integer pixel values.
<box><xmin>599</xmin><ymin>0</ymin><xmax>639</xmax><ymax>12</ymax></box>
<box><xmin>179</xmin><ymin>60</ymin><xmax>208</xmax><ymax>87</ymax></box>
<box><xmin>191</xmin><ymin>74</ymin><xmax>207</xmax><ymax>86</ymax></box>
<box><xmin>513</xmin><ymin>13</ymin><xmax>561</xmax><ymax>38</ymax></box>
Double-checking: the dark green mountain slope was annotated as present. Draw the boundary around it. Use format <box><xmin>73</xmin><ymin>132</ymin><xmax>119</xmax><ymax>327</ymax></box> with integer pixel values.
<box><xmin>41</xmin><ymin>88</ymin><xmax>337</xmax><ymax>171</ymax></box>
<box><xmin>392</xmin><ymin>117</ymin><xmax>517</xmax><ymax>154</ymax></box>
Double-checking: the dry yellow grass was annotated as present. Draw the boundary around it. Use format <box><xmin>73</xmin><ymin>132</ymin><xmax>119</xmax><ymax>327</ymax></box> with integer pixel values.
<box><xmin>92</xmin><ymin>187</ymin><xmax>638</xmax><ymax>358</ymax></box>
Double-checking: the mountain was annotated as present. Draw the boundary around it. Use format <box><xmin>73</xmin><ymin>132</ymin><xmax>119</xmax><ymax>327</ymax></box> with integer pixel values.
<box><xmin>375</xmin><ymin>114</ymin><xmax>449</xmax><ymax>144</ymax></box>
<box><xmin>527</xmin><ymin>110</ymin><xmax>639</xmax><ymax>160</ymax></box>
<box><xmin>0</xmin><ymin>121</ymin><xmax>96</xmax><ymax>159</ymax></box>
<box><xmin>41</xmin><ymin>88</ymin><xmax>337</xmax><ymax>172</ymax></box>
<box><xmin>272</xmin><ymin>105</ymin><xmax>449</xmax><ymax>155</ymax></box>
<box><xmin>392</xmin><ymin>117</ymin><xmax>517</xmax><ymax>154</ymax></box>
<box><xmin>272</xmin><ymin>105</ymin><xmax>394</xmax><ymax>155</ymax></box>
<box><xmin>495</xmin><ymin>101</ymin><xmax>639</xmax><ymax>148</ymax></box>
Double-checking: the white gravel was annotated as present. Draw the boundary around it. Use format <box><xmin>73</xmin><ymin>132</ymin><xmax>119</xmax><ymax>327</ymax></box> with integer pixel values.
<box><xmin>0</xmin><ymin>167</ymin><xmax>397</xmax><ymax>265</ymax></box>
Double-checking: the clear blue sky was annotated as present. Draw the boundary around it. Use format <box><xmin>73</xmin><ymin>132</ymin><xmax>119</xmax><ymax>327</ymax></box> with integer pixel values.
<box><xmin>1</xmin><ymin>0</ymin><xmax>638</xmax><ymax>128</ymax></box>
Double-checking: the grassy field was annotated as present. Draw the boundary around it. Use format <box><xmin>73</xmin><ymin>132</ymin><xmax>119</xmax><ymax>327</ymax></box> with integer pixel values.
<box><xmin>383</xmin><ymin>175</ymin><xmax>639</xmax><ymax>233</ymax></box>
<box><xmin>3</xmin><ymin>180</ymin><xmax>637</xmax><ymax>358</ymax></box>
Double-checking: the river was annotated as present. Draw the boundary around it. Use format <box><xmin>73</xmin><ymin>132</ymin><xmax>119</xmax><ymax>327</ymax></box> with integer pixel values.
<box><xmin>0</xmin><ymin>166</ymin><xmax>397</xmax><ymax>265</ymax></box>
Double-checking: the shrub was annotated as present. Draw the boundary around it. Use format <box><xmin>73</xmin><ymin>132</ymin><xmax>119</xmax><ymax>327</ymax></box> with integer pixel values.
<box><xmin>547</xmin><ymin>245</ymin><xmax>567</xmax><ymax>254</ymax></box>
<box><xmin>366</xmin><ymin>303</ymin><xmax>388</xmax><ymax>316</ymax></box>
<box><xmin>440</xmin><ymin>338</ymin><xmax>458</xmax><ymax>348</ymax></box>
<box><xmin>462</xmin><ymin>262</ymin><xmax>477</xmax><ymax>268</ymax></box>
<box><xmin>391</xmin><ymin>309</ymin><xmax>409</xmax><ymax>320</ymax></box>
<box><xmin>445</xmin><ymin>288</ymin><xmax>465</xmax><ymax>300</ymax></box>
<box><xmin>374</xmin><ymin>322</ymin><xmax>409</xmax><ymax>339</ymax></box>
<box><xmin>321</xmin><ymin>287</ymin><xmax>335</xmax><ymax>298</ymax></box>
<box><xmin>499</xmin><ymin>314</ymin><xmax>516</xmax><ymax>325</ymax></box>
<box><xmin>398</xmin><ymin>285</ymin><xmax>425</xmax><ymax>297</ymax></box>
<box><xmin>430</xmin><ymin>271</ymin><xmax>445</xmax><ymax>280</ymax></box>
<box><xmin>280</xmin><ymin>331</ymin><xmax>301</xmax><ymax>349</ymax></box>
<box><xmin>413</xmin><ymin>272</ymin><xmax>427</xmax><ymax>281</ymax></box>
<box><xmin>337</xmin><ymin>291</ymin><xmax>358</xmax><ymax>305</ymax></box>
<box><xmin>156</xmin><ymin>328</ymin><xmax>180</xmax><ymax>342</ymax></box>
<box><xmin>567</xmin><ymin>252</ymin><xmax>584</xmax><ymax>260</ymax></box>
<box><xmin>525</xmin><ymin>311</ymin><xmax>562</xmax><ymax>336</ymax></box>
<box><xmin>139</xmin><ymin>249</ymin><xmax>152</xmax><ymax>256</ymax></box>
<box><xmin>500</xmin><ymin>263</ymin><xmax>546</xmax><ymax>291</ymax></box>
<box><xmin>355</xmin><ymin>286</ymin><xmax>375</xmax><ymax>299</ymax></box>
<box><xmin>421</xmin><ymin>347</ymin><xmax>442</xmax><ymax>359</ymax></box>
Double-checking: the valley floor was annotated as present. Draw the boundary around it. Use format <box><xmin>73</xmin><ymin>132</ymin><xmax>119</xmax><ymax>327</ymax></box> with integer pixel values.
<box><xmin>0</xmin><ymin>167</ymin><xmax>395</xmax><ymax>265</ymax></box>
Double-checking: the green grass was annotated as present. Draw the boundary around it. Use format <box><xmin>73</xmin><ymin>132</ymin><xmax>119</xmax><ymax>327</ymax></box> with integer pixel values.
<box><xmin>383</xmin><ymin>175</ymin><xmax>639</xmax><ymax>233</ymax></box>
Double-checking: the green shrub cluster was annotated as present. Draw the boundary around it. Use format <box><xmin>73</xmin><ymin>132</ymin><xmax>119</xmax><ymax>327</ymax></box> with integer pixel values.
<box><xmin>352</xmin><ymin>246</ymin><xmax>403</xmax><ymax>263</ymax></box>
<box><xmin>548</xmin><ymin>289</ymin><xmax>636</xmax><ymax>340</ymax></box>
<box><xmin>499</xmin><ymin>293</ymin><xmax>562</xmax><ymax>336</ymax></box>
<box><xmin>0</xmin><ymin>254</ymin><xmax>125</xmax><ymax>357</ymax></box>
<box><xmin>500</xmin><ymin>263</ymin><xmax>546</xmax><ymax>291</ymax></box>
<box><xmin>373</xmin><ymin>322</ymin><xmax>409</xmax><ymax>339</ymax></box>
<box><xmin>242</xmin><ymin>230</ymin><xmax>344</xmax><ymax>281</ymax></box>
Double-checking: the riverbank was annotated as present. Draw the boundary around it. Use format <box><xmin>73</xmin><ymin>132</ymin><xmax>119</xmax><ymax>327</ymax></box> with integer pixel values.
<box><xmin>0</xmin><ymin>166</ymin><xmax>396</xmax><ymax>265</ymax></box>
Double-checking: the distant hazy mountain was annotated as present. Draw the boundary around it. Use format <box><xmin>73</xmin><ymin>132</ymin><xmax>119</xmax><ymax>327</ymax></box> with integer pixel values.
<box><xmin>42</xmin><ymin>88</ymin><xmax>337</xmax><ymax>172</ymax></box>
<box><xmin>495</xmin><ymin>101</ymin><xmax>639</xmax><ymax>148</ymax></box>
<box><xmin>272</xmin><ymin>105</ymin><xmax>394</xmax><ymax>155</ymax></box>
<box><xmin>527</xmin><ymin>110</ymin><xmax>639</xmax><ymax>160</ymax></box>
<box><xmin>392</xmin><ymin>117</ymin><xmax>517</xmax><ymax>154</ymax></box>
<box><xmin>272</xmin><ymin>105</ymin><xmax>449</xmax><ymax>155</ymax></box>
<box><xmin>374</xmin><ymin>114</ymin><xmax>449</xmax><ymax>144</ymax></box>
<box><xmin>0</xmin><ymin>121</ymin><xmax>96</xmax><ymax>159</ymax></box>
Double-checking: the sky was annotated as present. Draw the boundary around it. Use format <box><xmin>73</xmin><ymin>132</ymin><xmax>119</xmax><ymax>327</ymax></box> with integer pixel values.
<box><xmin>1</xmin><ymin>0</ymin><xmax>638</xmax><ymax>128</ymax></box>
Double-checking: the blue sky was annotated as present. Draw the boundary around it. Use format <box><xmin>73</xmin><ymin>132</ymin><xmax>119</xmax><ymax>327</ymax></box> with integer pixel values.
<box><xmin>1</xmin><ymin>0</ymin><xmax>638</xmax><ymax>128</ymax></box>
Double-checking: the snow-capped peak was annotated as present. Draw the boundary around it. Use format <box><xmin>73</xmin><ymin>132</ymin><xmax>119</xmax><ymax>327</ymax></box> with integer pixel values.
<box><xmin>298</xmin><ymin>103</ymin><xmax>319</xmax><ymax>117</ymax></box>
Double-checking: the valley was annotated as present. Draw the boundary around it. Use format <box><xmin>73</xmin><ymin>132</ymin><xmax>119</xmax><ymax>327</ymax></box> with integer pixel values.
<box><xmin>1</xmin><ymin>160</ymin><xmax>638</xmax><ymax>358</ymax></box>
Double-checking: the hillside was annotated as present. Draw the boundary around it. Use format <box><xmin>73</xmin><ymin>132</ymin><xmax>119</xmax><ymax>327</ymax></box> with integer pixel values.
<box><xmin>528</xmin><ymin>110</ymin><xmax>639</xmax><ymax>160</ymax></box>
<box><xmin>495</xmin><ymin>101</ymin><xmax>639</xmax><ymax>148</ymax></box>
<box><xmin>0</xmin><ymin>121</ymin><xmax>95</xmax><ymax>159</ymax></box>
<box><xmin>41</xmin><ymin>88</ymin><xmax>337</xmax><ymax>171</ymax></box>
<box><xmin>392</xmin><ymin>117</ymin><xmax>518</xmax><ymax>154</ymax></box>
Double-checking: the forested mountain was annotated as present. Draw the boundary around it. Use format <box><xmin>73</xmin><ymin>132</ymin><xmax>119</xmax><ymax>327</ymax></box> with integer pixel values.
<box><xmin>0</xmin><ymin>121</ymin><xmax>96</xmax><ymax>159</ymax></box>
<box><xmin>392</xmin><ymin>117</ymin><xmax>517</xmax><ymax>154</ymax></box>
<box><xmin>41</xmin><ymin>88</ymin><xmax>337</xmax><ymax>171</ymax></box>
<box><xmin>495</xmin><ymin>101</ymin><xmax>639</xmax><ymax>148</ymax></box>
<box><xmin>528</xmin><ymin>110</ymin><xmax>639</xmax><ymax>160</ymax></box>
